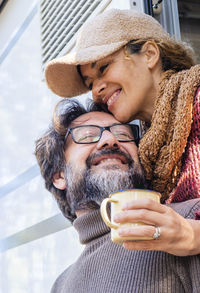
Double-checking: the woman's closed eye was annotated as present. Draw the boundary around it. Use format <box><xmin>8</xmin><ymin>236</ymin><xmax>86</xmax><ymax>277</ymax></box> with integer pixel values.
<box><xmin>85</xmin><ymin>63</ymin><xmax>109</xmax><ymax>90</ymax></box>
<box><xmin>88</xmin><ymin>82</ymin><xmax>93</xmax><ymax>90</ymax></box>
<box><xmin>99</xmin><ymin>64</ymin><xmax>109</xmax><ymax>74</ymax></box>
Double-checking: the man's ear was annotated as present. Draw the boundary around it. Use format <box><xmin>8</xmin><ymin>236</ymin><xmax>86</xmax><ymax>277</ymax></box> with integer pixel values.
<box><xmin>142</xmin><ymin>41</ymin><xmax>161</xmax><ymax>69</ymax></box>
<box><xmin>53</xmin><ymin>171</ymin><xmax>66</xmax><ymax>190</ymax></box>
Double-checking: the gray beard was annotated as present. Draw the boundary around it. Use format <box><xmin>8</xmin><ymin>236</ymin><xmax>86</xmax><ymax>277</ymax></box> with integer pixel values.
<box><xmin>64</xmin><ymin>161</ymin><xmax>147</xmax><ymax>217</ymax></box>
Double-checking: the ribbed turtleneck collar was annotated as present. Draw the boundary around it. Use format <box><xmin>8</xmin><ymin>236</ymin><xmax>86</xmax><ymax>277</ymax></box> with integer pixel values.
<box><xmin>73</xmin><ymin>209</ymin><xmax>110</xmax><ymax>244</ymax></box>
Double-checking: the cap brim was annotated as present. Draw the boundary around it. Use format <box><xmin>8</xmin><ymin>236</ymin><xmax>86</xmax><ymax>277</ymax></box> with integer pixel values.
<box><xmin>45</xmin><ymin>59</ymin><xmax>88</xmax><ymax>98</ymax></box>
<box><xmin>45</xmin><ymin>40</ymin><xmax>127</xmax><ymax>97</ymax></box>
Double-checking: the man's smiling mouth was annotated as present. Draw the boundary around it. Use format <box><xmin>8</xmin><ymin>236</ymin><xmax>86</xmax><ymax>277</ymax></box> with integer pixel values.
<box><xmin>91</xmin><ymin>154</ymin><xmax>128</xmax><ymax>166</ymax></box>
<box><xmin>86</xmin><ymin>149</ymin><xmax>133</xmax><ymax>170</ymax></box>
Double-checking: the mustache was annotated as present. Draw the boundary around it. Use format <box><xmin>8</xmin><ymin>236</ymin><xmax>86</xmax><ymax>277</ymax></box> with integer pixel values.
<box><xmin>86</xmin><ymin>148</ymin><xmax>134</xmax><ymax>169</ymax></box>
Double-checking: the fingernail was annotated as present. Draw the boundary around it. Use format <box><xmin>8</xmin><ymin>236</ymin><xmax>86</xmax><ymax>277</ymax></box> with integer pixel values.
<box><xmin>113</xmin><ymin>215</ymin><xmax>120</xmax><ymax>222</ymax></box>
<box><xmin>122</xmin><ymin>203</ymin><xmax>128</xmax><ymax>210</ymax></box>
<box><xmin>113</xmin><ymin>215</ymin><xmax>120</xmax><ymax>223</ymax></box>
<box><xmin>118</xmin><ymin>228</ymin><xmax>123</xmax><ymax>235</ymax></box>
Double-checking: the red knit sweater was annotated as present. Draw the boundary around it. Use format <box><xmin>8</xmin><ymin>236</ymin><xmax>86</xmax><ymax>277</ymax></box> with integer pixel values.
<box><xmin>167</xmin><ymin>87</ymin><xmax>200</xmax><ymax>219</ymax></box>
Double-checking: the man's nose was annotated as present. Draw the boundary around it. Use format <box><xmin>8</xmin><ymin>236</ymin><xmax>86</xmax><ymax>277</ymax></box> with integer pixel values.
<box><xmin>96</xmin><ymin>130</ymin><xmax>120</xmax><ymax>150</ymax></box>
<box><xmin>92</xmin><ymin>79</ymin><xmax>107</xmax><ymax>102</ymax></box>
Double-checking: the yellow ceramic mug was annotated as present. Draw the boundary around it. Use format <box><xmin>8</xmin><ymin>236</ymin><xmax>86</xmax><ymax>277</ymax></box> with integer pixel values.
<box><xmin>100</xmin><ymin>189</ymin><xmax>161</xmax><ymax>244</ymax></box>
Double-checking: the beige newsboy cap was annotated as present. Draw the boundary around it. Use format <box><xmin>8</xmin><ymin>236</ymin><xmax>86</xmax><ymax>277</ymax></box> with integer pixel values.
<box><xmin>45</xmin><ymin>8</ymin><xmax>171</xmax><ymax>98</ymax></box>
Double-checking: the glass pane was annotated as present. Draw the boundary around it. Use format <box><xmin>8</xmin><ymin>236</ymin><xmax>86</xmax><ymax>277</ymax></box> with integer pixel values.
<box><xmin>0</xmin><ymin>227</ymin><xmax>83</xmax><ymax>293</ymax></box>
<box><xmin>178</xmin><ymin>0</ymin><xmax>200</xmax><ymax>63</ymax></box>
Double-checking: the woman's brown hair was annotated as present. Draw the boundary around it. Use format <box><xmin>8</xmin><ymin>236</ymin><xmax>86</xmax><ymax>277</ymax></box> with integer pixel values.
<box><xmin>125</xmin><ymin>38</ymin><xmax>196</xmax><ymax>72</ymax></box>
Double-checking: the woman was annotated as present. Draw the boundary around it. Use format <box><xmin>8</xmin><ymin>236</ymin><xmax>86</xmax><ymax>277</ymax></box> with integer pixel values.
<box><xmin>45</xmin><ymin>9</ymin><xmax>200</xmax><ymax>256</ymax></box>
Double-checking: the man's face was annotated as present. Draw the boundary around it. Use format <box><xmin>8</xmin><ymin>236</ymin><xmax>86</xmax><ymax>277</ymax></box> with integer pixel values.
<box><xmin>64</xmin><ymin>111</ymin><xmax>141</xmax><ymax>173</ymax></box>
<box><xmin>54</xmin><ymin>111</ymin><xmax>146</xmax><ymax>216</ymax></box>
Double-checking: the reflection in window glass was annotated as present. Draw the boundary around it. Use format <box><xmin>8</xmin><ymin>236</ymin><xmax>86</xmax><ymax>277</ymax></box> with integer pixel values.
<box><xmin>0</xmin><ymin>227</ymin><xmax>83</xmax><ymax>293</ymax></box>
<box><xmin>178</xmin><ymin>0</ymin><xmax>200</xmax><ymax>63</ymax></box>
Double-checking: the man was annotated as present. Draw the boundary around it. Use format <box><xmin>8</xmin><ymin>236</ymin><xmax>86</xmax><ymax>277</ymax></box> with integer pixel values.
<box><xmin>35</xmin><ymin>99</ymin><xmax>200</xmax><ymax>293</ymax></box>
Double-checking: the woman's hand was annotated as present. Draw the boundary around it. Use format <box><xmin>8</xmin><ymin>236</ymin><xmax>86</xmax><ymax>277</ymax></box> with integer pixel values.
<box><xmin>113</xmin><ymin>199</ymin><xmax>199</xmax><ymax>256</ymax></box>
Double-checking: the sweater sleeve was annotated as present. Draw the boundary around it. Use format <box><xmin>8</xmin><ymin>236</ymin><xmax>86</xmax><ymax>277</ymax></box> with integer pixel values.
<box><xmin>195</xmin><ymin>210</ymin><xmax>200</xmax><ymax>220</ymax></box>
<box><xmin>167</xmin><ymin>86</ymin><xmax>200</xmax><ymax>204</ymax></box>
<box><xmin>167</xmin><ymin>198</ymin><xmax>200</xmax><ymax>219</ymax></box>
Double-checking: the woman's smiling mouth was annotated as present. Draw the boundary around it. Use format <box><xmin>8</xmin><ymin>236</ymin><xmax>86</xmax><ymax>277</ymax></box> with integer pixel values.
<box><xmin>103</xmin><ymin>89</ymin><xmax>122</xmax><ymax>109</ymax></box>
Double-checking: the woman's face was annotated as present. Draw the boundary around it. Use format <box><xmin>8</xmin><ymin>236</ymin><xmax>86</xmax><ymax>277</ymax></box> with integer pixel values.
<box><xmin>80</xmin><ymin>47</ymin><xmax>161</xmax><ymax>123</ymax></box>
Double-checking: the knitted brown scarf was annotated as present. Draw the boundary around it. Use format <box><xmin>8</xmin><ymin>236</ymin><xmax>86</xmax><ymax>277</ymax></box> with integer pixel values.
<box><xmin>139</xmin><ymin>65</ymin><xmax>200</xmax><ymax>202</ymax></box>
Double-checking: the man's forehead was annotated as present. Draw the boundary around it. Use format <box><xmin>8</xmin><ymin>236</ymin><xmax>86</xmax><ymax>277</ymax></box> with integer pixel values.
<box><xmin>70</xmin><ymin>111</ymin><xmax>118</xmax><ymax>127</ymax></box>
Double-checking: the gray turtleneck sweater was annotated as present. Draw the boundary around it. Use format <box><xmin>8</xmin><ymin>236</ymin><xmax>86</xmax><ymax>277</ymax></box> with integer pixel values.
<box><xmin>51</xmin><ymin>199</ymin><xmax>200</xmax><ymax>293</ymax></box>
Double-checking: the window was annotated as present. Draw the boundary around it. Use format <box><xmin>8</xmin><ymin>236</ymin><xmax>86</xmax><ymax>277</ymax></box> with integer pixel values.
<box><xmin>40</xmin><ymin>0</ymin><xmax>112</xmax><ymax>70</ymax></box>
<box><xmin>178</xmin><ymin>0</ymin><xmax>200</xmax><ymax>63</ymax></box>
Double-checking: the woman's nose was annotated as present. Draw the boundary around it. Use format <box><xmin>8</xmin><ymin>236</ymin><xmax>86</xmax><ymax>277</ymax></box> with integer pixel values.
<box><xmin>96</xmin><ymin>130</ymin><xmax>120</xmax><ymax>150</ymax></box>
<box><xmin>92</xmin><ymin>79</ymin><xmax>107</xmax><ymax>102</ymax></box>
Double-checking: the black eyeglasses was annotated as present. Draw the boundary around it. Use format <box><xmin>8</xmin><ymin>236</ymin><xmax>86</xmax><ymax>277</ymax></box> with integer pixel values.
<box><xmin>65</xmin><ymin>123</ymin><xmax>139</xmax><ymax>144</ymax></box>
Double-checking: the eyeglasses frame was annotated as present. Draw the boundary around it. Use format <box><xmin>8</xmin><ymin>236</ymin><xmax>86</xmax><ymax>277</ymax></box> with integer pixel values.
<box><xmin>64</xmin><ymin>123</ymin><xmax>139</xmax><ymax>145</ymax></box>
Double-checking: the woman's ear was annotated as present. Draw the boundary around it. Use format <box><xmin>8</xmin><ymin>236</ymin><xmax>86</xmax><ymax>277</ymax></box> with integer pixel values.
<box><xmin>53</xmin><ymin>171</ymin><xmax>66</xmax><ymax>190</ymax></box>
<box><xmin>142</xmin><ymin>41</ymin><xmax>161</xmax><ymax>69</ymax></box>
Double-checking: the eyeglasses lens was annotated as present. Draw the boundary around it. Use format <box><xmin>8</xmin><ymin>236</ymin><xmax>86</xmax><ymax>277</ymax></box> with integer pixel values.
<box><xmin>110</xmin><ymin>125</ymin><xmax>135</xmax><ymax>141</ymax></box>
<box><xmin>73</xmin><ymin>126</ymin><xmax>100</xmax><ymax>143</ymax></box>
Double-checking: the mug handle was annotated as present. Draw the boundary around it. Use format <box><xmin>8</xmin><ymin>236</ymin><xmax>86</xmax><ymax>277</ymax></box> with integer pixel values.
<box><xmin>100</xmin><ymin>198</ymin><xmax>119</xmax><ymax>229</ymax></box>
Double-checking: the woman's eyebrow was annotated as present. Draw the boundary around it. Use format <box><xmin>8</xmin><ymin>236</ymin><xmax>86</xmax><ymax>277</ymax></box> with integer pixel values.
<box><xmin>80</xmin><ymin>58</ymin><xmax>111</xmax><ymax>83</ymax></box>
<box><xmin>91</xmin><ymin>62</ymin><xmax>96</xmax><ymax>68</ymax></box>
<box><xmin>78</xmin><ymin>63</ymin><xmax>96</xmax><ymax>82</ymax></box>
